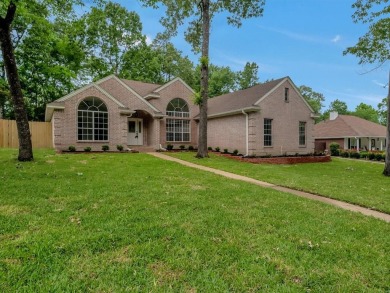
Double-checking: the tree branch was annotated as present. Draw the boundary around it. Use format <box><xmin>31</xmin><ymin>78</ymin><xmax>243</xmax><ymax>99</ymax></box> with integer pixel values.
<box><xmin>5</xmin><ymin>2</ymin><xmax>17</xmax><ymax>26</ymax></box>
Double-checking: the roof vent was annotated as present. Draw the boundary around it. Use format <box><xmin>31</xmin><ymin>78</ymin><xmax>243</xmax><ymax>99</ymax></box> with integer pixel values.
<box><xmin>329</xmin><ymin>111</ymin><xmax>338</xmax><ymax>120</ymax></box>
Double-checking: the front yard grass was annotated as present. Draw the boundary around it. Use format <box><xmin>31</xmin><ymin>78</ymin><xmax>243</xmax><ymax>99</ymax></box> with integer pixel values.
<box><xmin>168</xmin><ymin>152</ymin><xmax>390</xmax><ymax>214</ymax></box>
<box><xmin>0</xmin><ymin>149</ymin><xmax>389</xmax><ymax>291</ymax></box>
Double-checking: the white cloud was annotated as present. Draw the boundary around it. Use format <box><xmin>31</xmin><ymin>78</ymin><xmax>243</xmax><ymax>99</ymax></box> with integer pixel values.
<box><xmin>257</xmin><ymin>25</ymin><xmax>326</xmax><ymax>44</ymax></box>
<box><xmin>145</xmin><ymin>35</ymin><xmax>153</xmax><ymax>45</ymax></box>
<box><xmin>331</xmin><ymin>35</ymin><xmax>341</xmax><ymax>43</ymax></box>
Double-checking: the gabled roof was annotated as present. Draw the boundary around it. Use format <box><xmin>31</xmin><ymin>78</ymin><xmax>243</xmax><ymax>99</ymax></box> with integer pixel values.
<box><xmin>313</xmin><ymin>115</ymin><xmax>386</xmax><ymax>138</ymax></box>
<box><xmin>207</xmin><ymin>77</ymin><xmax>285</xmax><ymax>116</ymax></box>
<box><xmin>120</xmin><ymin>79</ymin><xmax>161</xmax><ymax>97</ymax></box>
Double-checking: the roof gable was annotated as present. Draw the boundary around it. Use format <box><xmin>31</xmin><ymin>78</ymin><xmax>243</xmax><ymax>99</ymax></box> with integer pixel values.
<box><xmin>208</xmin><ymin>76</ymin><xmax>314</xmax><ymax>116</ymax></box>
<box><xmin>154</xmin><ymin>77</ymin><xmax>195</xmax><ymax>94</ymax></box>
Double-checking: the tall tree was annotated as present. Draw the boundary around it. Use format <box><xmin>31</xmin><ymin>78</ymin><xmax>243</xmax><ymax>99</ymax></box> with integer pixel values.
<box><xmin>206</xmin><ymin>64</ymin><xmax>237</xmax><ymax>97</ymax></box>
<box><xmin>0</xmin><ymin>2</ymin><xmax>33</xmax><ymax>160</ymax></box>
<box><xmin>344</xmin><ymin>0</ymin><xmax>390</xmax><ymax>176</ymax></box>
<box><xmin>353</xmin><ymin>102</ymin><xmax>379</xmax><ymax>123</ymax></box>
<box><xmin>238</xmin><ymin>62</ymin><xmax>259</xmax><ymax>89</ymax></box>
<box><xmin>82</xmin><ymin>1</ymin><xmax>144</xmax><ymax>79</ymax></box>
<box><xmin>140</xmin><ymin>0</ymin><xmax>266</xmax><ymax>158</ymax></box>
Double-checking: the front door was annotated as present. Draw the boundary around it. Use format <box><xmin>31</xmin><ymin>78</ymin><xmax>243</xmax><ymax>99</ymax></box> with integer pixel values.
<box><xmin>128</xmin><ymin>118</ymin><xmax>143</xmax><ymax>145</ymax></box>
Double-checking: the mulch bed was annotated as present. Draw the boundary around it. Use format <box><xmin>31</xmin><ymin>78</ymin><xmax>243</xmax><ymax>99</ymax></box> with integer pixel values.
<box><xmin>216</xmin><ymin>152</ymin><xmax>331</xmax><ymax>164</ymax></box>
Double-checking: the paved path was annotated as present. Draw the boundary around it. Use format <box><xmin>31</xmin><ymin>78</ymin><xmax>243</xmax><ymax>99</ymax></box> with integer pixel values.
<box><xmin>149</xmin><ymin>152</ymin><xmax>390</xmax><ymax>223</ymax></box>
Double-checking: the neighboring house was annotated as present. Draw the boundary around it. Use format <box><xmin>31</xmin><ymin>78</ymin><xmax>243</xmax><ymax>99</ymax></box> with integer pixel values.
<box><xmin>313</xmin><ymin>112</ymin><xmax>387</xmax><ymax>152</ymax></box>
<box><xmin>45</xmin><ymin>75</ymin><xmax>199</xmax><ymax>151</ymax></box>
<box><xmin>206</xmin><ymin>77</ymin><xmax>317</xmax><ymax>156</ymax></box>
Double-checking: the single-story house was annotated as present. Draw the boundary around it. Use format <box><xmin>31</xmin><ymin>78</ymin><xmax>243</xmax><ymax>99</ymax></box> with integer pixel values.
<box><xmin>45</xmin><ymin>74</ymin><xmax>199</xmax><ymax>151</ymax></box>
<box><xmin>313</xmin><ymin>112</ymin><xmax>387</xmax><ymax>152</ymax></box>
<box><xmin>45</xmin><ymin>75</ymin><xmax>317</xmax><ymax>155</ymax></box>
<box><xmin>206</xmin><ymin>76</ymin><xmax>317</xmax><ymax>156</ymax></box>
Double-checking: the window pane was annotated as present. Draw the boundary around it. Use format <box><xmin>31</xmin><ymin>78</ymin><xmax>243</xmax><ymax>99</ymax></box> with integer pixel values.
<box><xmin>77</xmin><ymin>98</ymin><xmax>108</xmax><ymax>141</ymax></box>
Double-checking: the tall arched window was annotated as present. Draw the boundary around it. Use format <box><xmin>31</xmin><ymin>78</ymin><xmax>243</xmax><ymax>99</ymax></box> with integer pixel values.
<box><xmin>78</xmin><ymin>97</ymin><xmax>108</xmax><ymax>141</ymax></box>
<box><xmin>166</xmin><ymin>98</ymin><xmax>190</xmax><ymax>142</ymax></box>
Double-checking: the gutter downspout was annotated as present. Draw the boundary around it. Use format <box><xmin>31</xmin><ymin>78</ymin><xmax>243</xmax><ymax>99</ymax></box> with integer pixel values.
<box><xmin>242</xmin><ymin>109</ymin><xmax>249</xmax><ymax>157</ymax></box>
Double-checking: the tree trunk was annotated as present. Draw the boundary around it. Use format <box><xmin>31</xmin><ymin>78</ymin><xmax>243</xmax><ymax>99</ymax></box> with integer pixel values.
<box><xmin>196</xmin><ymin>0</ymin><xmax>210</xmax><ymax>158</ymax></box>
<box><xmin>0</xmin><ymin>3</ymin><xmax>33</xmax><ymax>161</ymax></box>
<box><xmin>383</xmin><ymin>71</ymin><xmax>390</xmax><ymax>176</ymax></box>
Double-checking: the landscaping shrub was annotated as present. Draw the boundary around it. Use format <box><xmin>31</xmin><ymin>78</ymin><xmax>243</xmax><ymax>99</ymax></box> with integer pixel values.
<box><xmin>167</xmin><ymin>144</ymin><xmax>173</xmax><ymax>151</ymax></box>
<box><xmin>360</xmin><ymin>152</ymin><xmax>368</xmax><ymax>159</ymax></box>
<box><xmin>223</xmin><ymin>148</ymin><xmax>229</xmax><ymax>154</ymax></box>
<box><xmin>340</xmin><ymin>151</ymin><xmax>350</xmax><ymax>158</ymax></box>
<box><xmin>232</xmin><ymin>149</ymin><xmax>239</xmax><ymax>155</ymax></box>
<box><xmin>368</xmin><ymin>152</ymin><xmax>376</xmax><ymax>160</ymax></box>
<box><xmin>188</xmin><ymin>146</ymin><xmax>194</xmax><ymax>151</ymax></box>
<box><xmin>375</xmin><ymin>153</ymin><xmax>383</xmax><ymax>161</ymax></box>
<box><xmin>208</xmin><ymin>146</ymin><xmax>212</xmax><ymax>151</ymax></box>
<box><xmin>215</xmin><ymin>147</ymin><xmax>220</xmax><ymax>152</ymax></box>
<box><xmin>68</xmin><ymin>146</ymin><xmax>76</xmax><ymax>152</ymax></box>
<box><xmin>350</xmin><ymin>151</ymin><xmax>361</xmax><ymax>159</ymax></box>
<box><xmin>102</xmin><ymin>145</ymin><xmax>109</xmax><ymax>152</ymax></box>
<box><xmin>179</xmin><ymin>145</ymin><xmax>185</xmax><ymax>150</ymax></box>
<box><xmin>116</xmin><ymin>145</ymin><xmax>124</xmax><ymax>151</ymax></box>
<box><xmin>84</xmin><ymin>147</ymin><xmax>91</xmax><ymax>152</ymax></box>
<box><xmin>330</xmin><ymin>142</ymin><xmax>340</xmax><ymax>156</ymax></box>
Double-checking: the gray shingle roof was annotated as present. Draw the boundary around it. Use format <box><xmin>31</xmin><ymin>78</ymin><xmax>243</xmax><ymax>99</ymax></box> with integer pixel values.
<box><xmin>207</xmin><ymin>77</ymin><xmax>287</xmax><ymax>116</ymax></box>
<box><xmin>313</xmin><ymin>115</ymin><xmax>386</xmax><ymax>138</ymax></box>
<box><xmin>120</xmin><ymin>79</ymin><xmax>161</xmax><ymax>97</ymax></box>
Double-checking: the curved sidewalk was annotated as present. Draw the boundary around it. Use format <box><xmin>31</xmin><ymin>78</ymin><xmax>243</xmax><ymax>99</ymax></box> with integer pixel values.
<box><xmin>149</xmin><ymin>152</ymin><xmax>390</xmax><ymax>223</ymax></box>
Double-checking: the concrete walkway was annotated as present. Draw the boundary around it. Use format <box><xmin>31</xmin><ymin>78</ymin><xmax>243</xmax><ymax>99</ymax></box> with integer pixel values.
<box><xmin>149</xmin><ymin>152</ymin><xmax>390</xmax><ymax>223</ymax></box>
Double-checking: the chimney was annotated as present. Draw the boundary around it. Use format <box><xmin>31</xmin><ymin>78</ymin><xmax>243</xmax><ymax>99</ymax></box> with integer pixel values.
<box><xmin>330</xmin><ymin>111</ymin><xmax>338</xmax><ymax>120</ymax></box>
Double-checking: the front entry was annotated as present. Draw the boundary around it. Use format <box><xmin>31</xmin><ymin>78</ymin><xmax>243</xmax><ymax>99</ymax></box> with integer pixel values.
<box><xmin>128</xmin><ymin>118</ymin><xmax>143</xmax><ymax>145</ymax></box>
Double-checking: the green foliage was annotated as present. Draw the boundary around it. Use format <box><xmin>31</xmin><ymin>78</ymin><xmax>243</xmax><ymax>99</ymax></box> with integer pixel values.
<box><xmin>167</xmin><ymin>144</ymin><xmax>173</xmax><ymax>150</ymax></box>
<box><xmin>377</xmin><ymin>97</ymin><xmax>388</xmax><ymax>126</ymax></box>
<box><xmin>353</xmin><ymin>102</ymin><xmax>379</xmax><ymax>123</ymax></box>
<box><xmin>68</xmin><ymin>145</ymin><xmax>76</xmax><ymax>152</ymax></box>
<box><xmin>84</xmin><ymin>146</ymin><xmax>91</xmax><ymax>152</ymax></box>
<box><xmin>232</xmin><ymin>149</ymin><xmax>239</xmax><ymax>155</ymax></box>
<box><xmin>298</xmin><ymin>85</ymin><xmax>325</xmax><ymax>115</ymax></box>
<box><xmin>237</xmin><ymin>62</ymin><xmax>259</xmax><ymax>89</ymax></box>
<box><xmin>223</xmin><ymin>148</ymin><xmax>229</xmax><ymax>154</ymax></box>
<box><xmin>350</xmin><ymin>151</ymin><xmax>361</xmax><ymax>159</ymax></box>
<box><xmin>208</xmin><ymin>146</ymin><xmax>213</xmax><ymax>151</ymax></box>
<box><xmin>102</xmin><ymin>145</ymin><xmax>109</xmax><ymax>152</ymax></box>
<box><xmin>179</xmin><ymin>145</ymin><xmax>185</xmax><ymax>150</ymax></box>
<box><xmin>368</xmin><ymin>152</ymin><xmax>376</xmax><ymax>160</ymax></box>
<box><xmin>329</xmin><ymin>142</ymin><xmax>340</xmax><ymax>156</ymax></box>
<box><xmin>188</xmin><ymin>145</ymin><xmax>194</xmax><ymax>151</ymax></box>
<box><xmin>193</xmin><ymin>92</ymin><xmax>202</xmax><ymax>105</ymax></box>
<box><xmin>116</xmin><ymin>145</ymin><xmax>124</xmax><ymax>151</ymax></box>
<box><xmin>340</xmin><ymin>150</ymin><xmax>350</xmax><ymax>158</ymax></box>
<box><xmin>215</xmin><ymin>147</ymin><xmax>220</xmax><ymax>152</ymax></box>
<box><xmin>375</xmin><ymin>153</ymin><xmax>383</xmax><ymax>161</ymax></box>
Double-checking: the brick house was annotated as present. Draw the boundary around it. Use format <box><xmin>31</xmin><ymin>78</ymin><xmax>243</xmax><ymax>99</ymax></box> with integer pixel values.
<box><xmin>45</xmin><ymin>75</ymin><xmax>199</xmax><ymax>151</ymax></box>
<box><xmin>206</xmin><ymin>77</ymin><xmax>317</xmax><ymax>156</ymax></box>
<box><xmin>314</xmin><ymin>112</ymin><xmax>387</xmax><ymax>152</ymax></box>
<box><xmin>45</xmin><ymin>75</ymin><xmax>316</xmax><ymax>155</ymax></box>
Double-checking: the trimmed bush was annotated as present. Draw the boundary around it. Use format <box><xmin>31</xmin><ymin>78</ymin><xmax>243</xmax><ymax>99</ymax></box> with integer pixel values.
<box><xmin>207</xmin><ymin>146</ymin><xmax>212</xmax><ymax>151</ymax></box>
<box><xmin>215</xmin><ymin>147</ymin><xmax>220</xmax><ymax>152</ymax></box>
<box><xmin>330</xmin><ymin>142</ymin><xmax>340</xmax><ymax>156</ymax></box>
<box><xmin>102</xmin><ymin>145</ymin><xmax>109</xmax><ymax>152</ymax></box>
<box><xmin>68</xmin><ymin>146</ymin><xmax>76</xmax><ymax>152</ymax></box>
<box><xmin>360</xmin><ymin>152</ymin><xmax>368</xmax><ymax>159</ymax></box>
<box><xmin>84</xmin><ymin>147</ymin><xmax>91</xmax><ymax>152</ymax></box>
<box><xmin>375</xmin><ymin>153</ymin><xmax>383</xmax><ymax>161</ymax></box>
<box><xmin>188</xmin><ymin>146</ymin><xmax>194</xmax><ymax>151</ymax></box>
<box><xmin>340</xmin><ymin>151</ymin><xmax>350</xmax><ymax>158</ymax></box>
<box><xmin>223</xmin><ymin>148</ymin><xmax>229</xmax><ymax>154</ymax></box>
<box><xmin>116</xmin><ymin>145</ymin><xmax>124</xmax><ymax>151</ymax></box>
<box><xmin>232</xmin><ymin>149</ymin><xmax>239</xmax><ymax>155</ymax></box>
<box><xmin>368</xmin><ymin>152</ymin><xmax>376</xmax><ymax>160</ymax></box>
<box><xmin>179</xmin><ymin>145</ymin><xmax>185</xmax><ymax>150</ymax></box>
<box><xmin>350</xmin><ymin>151</ymin><xmax>361</xmax><ymax>159</ymax></box>
<box><xmin>167</xmin><ymin>144</ymin><xmax>173</xmax><ymax>150</ymax></box>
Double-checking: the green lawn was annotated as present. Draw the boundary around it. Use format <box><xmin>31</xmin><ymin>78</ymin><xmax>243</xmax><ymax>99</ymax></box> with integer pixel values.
<box><xmin>0</xmin><ymin>149</ymin><xmax>389</xmax><ymax>292</ymax></box>
<box><xmin>168</xmin><ymin>152</ymin><xmax>390</xmax><ymax>214</ymax></box>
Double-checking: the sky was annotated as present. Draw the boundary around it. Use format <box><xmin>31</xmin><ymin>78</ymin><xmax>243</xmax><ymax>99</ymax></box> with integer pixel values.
<box><xmin>116</xmin><ymin>0</ymin><xmax>389</xmax><ymax>112</ymax></box>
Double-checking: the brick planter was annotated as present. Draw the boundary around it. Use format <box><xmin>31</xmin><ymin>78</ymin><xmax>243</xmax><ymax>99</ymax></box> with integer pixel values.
<box><xmin>217</xmin><ymin>153</ymin><xmax>331</xmax><ymax>164</ymax></box>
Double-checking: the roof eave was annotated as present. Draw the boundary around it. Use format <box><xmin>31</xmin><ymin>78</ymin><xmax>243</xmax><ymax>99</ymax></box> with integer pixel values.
<box><xmin>45</xmin><ymin>104</ymin><xmax>65</xmax><ymax>122</ymax></box>
<box><xmin>207</xmin><ymin>106</ymin><xmax>260</xmax><ymax>119</ymax></box>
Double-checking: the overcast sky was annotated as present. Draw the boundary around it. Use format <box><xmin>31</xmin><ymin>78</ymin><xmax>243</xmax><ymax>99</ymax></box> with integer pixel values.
<box><xmin>115</xmin><ymin>0</ymin><xmax>389</xmax><ymax>112</ymax></box>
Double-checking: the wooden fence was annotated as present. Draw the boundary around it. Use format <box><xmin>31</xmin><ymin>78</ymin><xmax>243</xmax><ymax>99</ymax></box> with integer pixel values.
<box><xmin>0</xmin><ymin>119</ymin><xmax>53</xmax><ymax>148</ymax></box>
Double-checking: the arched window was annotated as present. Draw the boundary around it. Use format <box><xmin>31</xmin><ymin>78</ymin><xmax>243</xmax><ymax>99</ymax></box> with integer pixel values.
<box><xmin>78</xmin><ymin>97</ymin><xmax>108</xmax><ymax>141</ymax></box>
<box><xmin>166</xmin><ymin>98</ymin><xmax>190</xmax><ymax>142</ymax></box>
